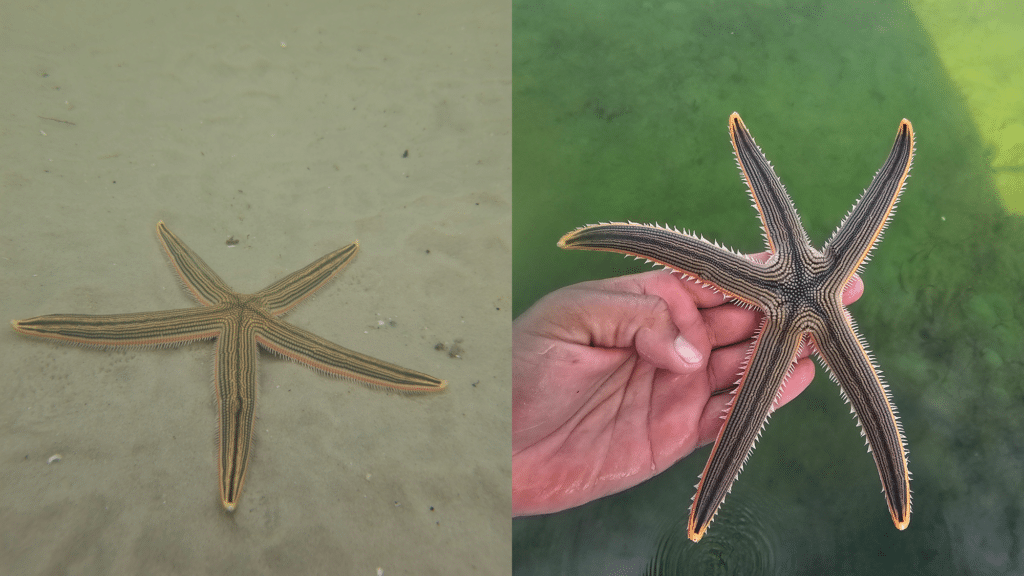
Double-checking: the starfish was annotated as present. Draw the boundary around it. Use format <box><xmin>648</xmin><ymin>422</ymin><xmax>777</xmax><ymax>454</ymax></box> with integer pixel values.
<box><xmin>558</xmin><ymin>113</ymin><xmax>914</xmax><ymax>542</ymax></box>
<box><xmin>12</xmin><ymin>222</ymin><xmax>445</xmax><ymax>511</ymax></box>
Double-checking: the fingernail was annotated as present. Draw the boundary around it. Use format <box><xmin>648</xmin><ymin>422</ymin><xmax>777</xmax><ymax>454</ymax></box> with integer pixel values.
<box><xmin>674</xmin><ymin>335</ymin><xmax>702</xmax><ymax>365</ymax></box>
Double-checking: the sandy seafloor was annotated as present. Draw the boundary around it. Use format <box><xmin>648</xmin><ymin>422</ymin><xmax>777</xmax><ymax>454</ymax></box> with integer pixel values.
<box><xmin>0</xmin><ymin>1</ymin><xmax>511</xmax><ymax>574</ymax></box>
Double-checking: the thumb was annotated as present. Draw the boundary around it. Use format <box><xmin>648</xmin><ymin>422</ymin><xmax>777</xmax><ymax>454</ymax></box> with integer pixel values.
<box><xmin>552</xmin><ymin>274</ymin><xmax>707</xmax><ymax>374</ymax></box>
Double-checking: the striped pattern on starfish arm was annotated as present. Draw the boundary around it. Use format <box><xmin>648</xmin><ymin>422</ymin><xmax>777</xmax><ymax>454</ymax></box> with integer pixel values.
<box><xmin>12</xmin><ymin>221</ymin><xmax>445</xmax><ymax>511</ymax></box>
<box><xmin>558</xmin><ymin>112</ymin><xmax>914</xmax><ymax>542</ymax></box>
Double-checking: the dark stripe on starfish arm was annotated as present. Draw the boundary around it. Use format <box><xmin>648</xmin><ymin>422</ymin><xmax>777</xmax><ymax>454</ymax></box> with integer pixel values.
<box><xmin>558</xmin><ymin>223</ymin><xmax>779</xmax><ymax>308</ymax></box>
<box><xmin>256</xmin><ymin>319</ymin><xmax>446</xmax><ymax>391</ymax></box>
<box><xmin>11</xmin><ymin>307</ymin><xmax>225</xmax><ymax>346</ymax></box>
<box><xmin>824</xmin><ymin>119</ymin><xmax>914</xmax><ymax>281</ymax></box>
<box><xmin>811</xmin><ymin>306</ymin><xmax>911</xmax><ymax>530</ymax></box>
<box><xmin>157</xmin><ymin>221</ymin><xmax>235</xmax><ymax>307</ymax></box>
<box><xmin>255</xmin><ymin>242</ymin><xmax>359</xmax><ymax>316</ymax></box>
<box><xmin>687</xmin><ymin>313</ymin><xmax>805</xmax><ymax>542</ymax></box>
<box><xmin>729</xmin><ymin>113</ymin><xmax>812</xmax><ymax>257</ymax></box>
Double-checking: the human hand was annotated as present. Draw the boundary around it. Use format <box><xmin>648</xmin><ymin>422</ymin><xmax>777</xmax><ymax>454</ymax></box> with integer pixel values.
<box><xmin>512</xmin><ymin>267</ymin><xmax>863</xmax><ymax>516</ymax></box>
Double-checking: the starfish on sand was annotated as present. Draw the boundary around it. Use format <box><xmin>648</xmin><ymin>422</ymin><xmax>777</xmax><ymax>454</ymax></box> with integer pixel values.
<box><xmin>12</xmin><ymin>222</ymin><xmax>445</xmax><ymax>510</ymax></box>
<box><xmin>559</xmin><ymin>112</ymin><xmax>914</xmax><ymax>542</ymax></box>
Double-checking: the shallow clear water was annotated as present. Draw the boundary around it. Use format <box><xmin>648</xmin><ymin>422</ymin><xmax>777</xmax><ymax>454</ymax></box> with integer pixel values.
<box><xmin>513</xmin><ymin>1</ymin><xmax>1024</xmax><ymax>574</ymax></box>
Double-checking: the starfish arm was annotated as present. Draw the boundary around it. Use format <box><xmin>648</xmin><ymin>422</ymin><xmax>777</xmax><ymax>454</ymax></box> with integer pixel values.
<box><xmin>11</xmin><ymin>307</ymin><xmax>224</xmax><ymax>347</ymax></box>
<box><xmin>824</xmin><ymin>119</ymin><xmax>914</xmax><ymax>281</ymax></box>
<box><xmin>558</xmin><ymin>222</ymin><xmax>775</xmax><ymax>307</ymax></box>
<box><xmin>811</xmin><ymin>308</ymin><xmax>911</xmax><ymax>531</ymax></box>
<box><xmin>256</xmin><ymin>317</ymin><xmax>446</xmax><ymax>391</ymax></box>
<box><xmin>254</xmin><ymin>242</ymin><xmax>359</xmax><ymax>317</ymax></box>
<box><xmin>157</xmin><ymin>221</ymin><xmax>235</xmax><ymax>306</ymax></box>
<box><xmin>729</xmin><ymin>113</ymin><xmax>811</xmax><ymax>257</ymax></box>
<box><xmin>214</xmin><ymin>319</ymin><xmax>259</xmax><ymax>511</ymax></box>
<box><xmin>688</xmin><ymin>315</ymin><xmax>804</xmax><ymax>542</ymax></box>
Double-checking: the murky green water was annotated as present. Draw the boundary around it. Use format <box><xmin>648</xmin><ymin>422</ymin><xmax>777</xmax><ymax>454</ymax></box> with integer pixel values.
<box><xmin>513</xmin><ymin>1</ymin><xmax>1024</xmax><ymax>574</ymax></box>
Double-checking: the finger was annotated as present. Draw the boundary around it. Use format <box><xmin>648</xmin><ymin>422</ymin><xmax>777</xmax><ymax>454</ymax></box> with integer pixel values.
<box><xmin>673</xmin><ymin>274</ymin><xmax>734</xmax><ymax>309</ymax></box>
<box><xmin>629</xmin><ymin>273</ymin><xmax>707</xmax><ymax>373</ymax></box>
<box><xmin>673</xmin><ymin>252</ymin><xmax>772</xmax><ymax>309</ymax></box>
<box><xmin>772</xmin><ymin>356</ymin><xmax>817</xmax><ymax>409</ymax></box>
<box><xmin>705</xmin><ymin>333</ymin><xmax>816</xmax><ymax>397</ymax></box>
<box><xmin>697</xmin><ymin>356</ymin><xmax>816</xmax><ymax>446</ymax></box>
<box><xmin>700</xmin><ymin>303</ymin><xmax>762</xmax><ymax>350</ymax></box>
<box><xmin>540</xmin><ymin>284</ymin><xmax>700</xmax><ymax>374</ymax></box>
<box><xmin>843</xmin><ymin>274</ymin><xmax>864</xmax><ymax>305</ymax></box>
<box><xmin>648</xmin><ymin>369</ymin><xmax>708</xmax><ymax>469</ymax></box>
<box><xmin>589</xmin><ymin>270</ymin><xmax>725</xmax><ymax>307</ymax></box>
<box><xmin>571</xmin><ymin>271</ymin><xmax>713</xmax><ymax>373</ymax></box>
<box><xmin>705</xmin><ymin>339</ymin><xmax>753</xmax><ymax>394</ymax></box>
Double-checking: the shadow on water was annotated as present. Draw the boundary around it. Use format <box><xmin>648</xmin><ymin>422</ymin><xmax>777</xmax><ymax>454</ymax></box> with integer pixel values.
<box><xmin>514</xmin><ymin>0</ymin><xmax>1024</xmax><ymax>574</ymax></box>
